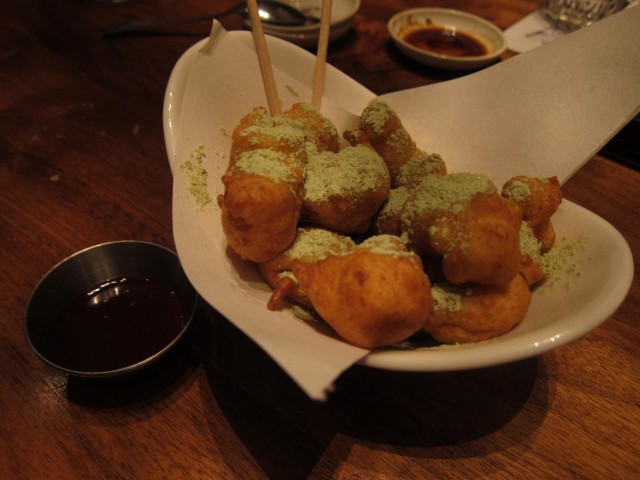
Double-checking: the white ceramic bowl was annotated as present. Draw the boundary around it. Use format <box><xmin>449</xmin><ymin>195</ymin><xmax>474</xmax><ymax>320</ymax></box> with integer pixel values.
<box><xmin>255</xmin><ymin>0</ymin><xmax>360</xmax><ymax>47</ymax></box>
<box><xmin>388</xmin><ymin>8</ymin><xmax>507</xmax><ymax>71</ymax></box>
<box><xmin>164</xmin><ymin>32</ymin><xmax>634</xmax><ymax>374</ymax></box>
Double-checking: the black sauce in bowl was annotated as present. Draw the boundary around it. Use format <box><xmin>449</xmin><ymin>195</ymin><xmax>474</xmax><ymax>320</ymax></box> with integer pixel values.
<box><xmin>402</xmin><ymin>26</ymin><xmax>488</xmax><ymax>57</ymax></box>
<box><xmin>41</xmin><ymin>278</ymin><xmax>187</xmax><ymax>372</ymax></box>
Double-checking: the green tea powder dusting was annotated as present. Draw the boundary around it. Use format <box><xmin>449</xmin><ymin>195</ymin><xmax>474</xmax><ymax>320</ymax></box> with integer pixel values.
<box><xmin>376</xmin><ymin>187</ymin><xmax>411</xmax><ymax>227</ymax></box>
<box><xmin>540</xmin><ymin>236</ymin><xmax>588</xmax><ymax>290</ymax></box>
<box><xmin>285</xmin><ymin>228</ymin><xmax>355</xmax><ymax>262</ymax></box>
<box><xmin>359</xmin><ymin>234</ymin><xmax>416</xmax><ymax>258</ymax></box>
<box><xmin>286</xmin><ymin>84</ymin><xmax>300</xmax><ymax>98</ymax></box>
<box><xmin>242</xmin><ymin>121</ymin><xmax>307</xmax><ymax>149</ymax></box>
<box><xmin>181</xmin><ymin>145</ymin><xmax>212</xmax><ymax>210</ymax></box>
<box><xmin>432</xmin><ymin>284</ymin><xmax>465</xmax><ymax>313</ymax></box>
<box><xmin>519</xmin><ymin>222</ymin><xmax>542</xmax><ymax>260</ymax></box>
<box><xmin>502</xmin><ymin>179</ymin><xmax>531</xmax><ymax>203</ymax></box>
<box><xmin>233</xmin><ymin>149</ymin><xmax>298</xmax><ymax>184</ymax></box>
<box><xmin>407</xmin><ymin>172</ymin><xmax>496</xmax><ymax>217</ymax></box>
<box><xmin>304</xmin><ymin>145</ymin><xmax>389</xmax><ymax>204</ymax></box>
<box><xmin>361</xmin><ymin>99</ymin><xmax>394</xmax><ymax>134</ymax></box>
<box><xmin>395</xmin><ymin>152</ymin><xmax>446</xmax><ymax>188</ymax></box>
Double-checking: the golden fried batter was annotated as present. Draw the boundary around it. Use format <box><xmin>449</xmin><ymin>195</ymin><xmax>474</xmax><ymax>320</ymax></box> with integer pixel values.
<box><xmin>429</xmin><ymin>192</ymin><xmax>523</xmax><ymax>286</ymax></box>
<box><xmin>218</xmin><ymin>148</ymin><xmax>305</xmax><ymax>262</ymax></box>
<box><xmin>502</xmin><ymin>176</ymin><xmax>562</xmax><ymax>251</ymax></box>
<box><xmin>355</xmin><ymin>99</ymin><xmax>422</xmax><ymax>183</ymax></box>
<box><xmin>293</xmin><ymin>235</ymin><xmax>433</xmax><ymax>348</ymax></box>
<box><xmin>395</xmin><ymin>151</ymin><xmax>447</xmax><ymax>189</ymax></box>
<box><xmin>374</xmin><ymin>187</ymin><xmax>411</xmax><ymax>236</ymax></box>
<box><xmin>220</xmin><ymin>103</ymin><xmax>346</xmax><ymax>263</ymax></box>
<box><xmin>425</xmin><ymin>274</ymin><xmax>531</xmax><ymax>344</ymax></box>
<box><xmin>302</xmin><ymin>145</ymin><xmax>391</xmax><ymax>234</ymax></box>
<box><xmin>229</xmin><ymin>106</ymin><xmax>307</xmax><ymax>169</ymax></box>
<box><xmin>533</xmin><ymin>220</ymin><xmax>556</xmax><ymax>253</ymax></box>
<box><xmin>400</xmin><ymin>173</ymin><xmax>522</xmax><ymax>287</ymax></box>
<box><xmin>283</xmin><ymin>102</ymin><xmax>340</xmax><ymax>153</ymax></box>
<box><xmin>400</xmin><ymin>173</ymin><xmax>496</xmax><ymax>255</ymax></box>
<box><xmin>374</xmin><ymin>153</ymin><xmax>447</xmax><ymax>237</ymax></box>
<box><xmin>259</xmin><ymin>228</ymin><xmax>356</xmax><ymax>310</ymax></box>
<box><xmin>518</xmin><ymin>221</ymin><xmax>548</xmax><ymax>286</ymax></box>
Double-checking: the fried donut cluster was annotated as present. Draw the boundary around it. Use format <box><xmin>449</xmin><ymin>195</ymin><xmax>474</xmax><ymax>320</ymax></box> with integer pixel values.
<box><xmin>219</xmin><ymin>99</ymin><xmax>563</xmax><ymax>347</ymax></box>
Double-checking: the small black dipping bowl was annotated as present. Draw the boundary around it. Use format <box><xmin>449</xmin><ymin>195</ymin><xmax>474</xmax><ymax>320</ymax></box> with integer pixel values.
<box><xmin>24</xmin><ymin>241</ymin><xmax>198</xmax><ymax>378</ymax></box>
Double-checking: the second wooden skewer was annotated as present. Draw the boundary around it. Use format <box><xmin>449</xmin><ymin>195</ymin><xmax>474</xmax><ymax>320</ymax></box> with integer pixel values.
<box><xmin>311</xmin><ymin>0</ymin><xmax>333</xmax><ymax>109</ymax></box>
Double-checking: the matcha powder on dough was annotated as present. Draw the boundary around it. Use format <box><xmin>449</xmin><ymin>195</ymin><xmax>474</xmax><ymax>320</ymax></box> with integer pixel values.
<box><xmin>304</xmin><ymin>145</ymin><xmax>389</xmax><ymax>204</ymax></box>
<box><xmin>361</xmin><ymin>99</ymin><xmax>394</xmax><ymax>134</ymax></box>
<box><xmin>181</xmin><ymin>145</ymin><xmax>213</xmax><ymax>210</ymax></box>
<box><xmin>431</xmin><ymin>283</ymin><xmax>466</xmax><ymax>313</ymax></box>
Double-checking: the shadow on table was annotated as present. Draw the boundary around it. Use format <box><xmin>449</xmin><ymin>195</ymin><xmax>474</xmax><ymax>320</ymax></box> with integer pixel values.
<box><xmin>194</xmin><ymin>303</ymin><xmax>548</xmax><ymax>480</ymax></box>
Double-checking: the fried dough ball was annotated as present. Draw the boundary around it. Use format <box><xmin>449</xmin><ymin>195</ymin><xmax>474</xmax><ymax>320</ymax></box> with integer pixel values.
<box><xmin>374</xmin><ymin>187</ymin><xmax>411</xmax><ymax>236</ymax></box>
<box><xmin>229</xmin><ymin>106</ymin><xmax>308</xmax><ymax>168</ymax></box>
<box><xmin>220</xmin><ymin>106</ymin><xmax>315</xmax><ymax>262</ymax></box>
<box><xmin>342</xmin><ymin>127</ymin><xmax>372</xmax><ymax>149</ymax></box>
<box><xmin>400</xmin><ymin>173</ymin><xmax>497</xmax><ymax>257</ymax></box>
<box><xmin>229</xmin><ymin>102</ymin><xmax>339</xmax><ymax>165</ymax></box>
<box><xmin>374</xmin><ymin>151</ymin><xmax>447</xmax><ymax>236</ymax></box>
<box><xmin>395</xmin><ymin>151</ymin><xmax>447</xmax><ymax>189</ymax></box>
<box><xmin>402</xmin><ymin>173</ymin><xmax>522</xmax><ymax>285</ymax></box>
<box><xmin>221</xmin><ymin>103</ymin><xmax>344</xmax><ymax>262</ymax></box>
<box><xmin>429</xmin><ymin>192</ymin><xmax>523</xmax><ymax>286</ymax></box>
<box><xmin>293</xmin><ymin>235</ymin><xmax>433</xmax><ymax>349</ymax></box>
<box><xmin>425</xmin><ymin>274</ymin><xmax>531</xmax><ymax>344</ymax></box>
<box><xmin>518</xmin><ymin>222</ymin><xmax>547</xmax><ymax>287</ymax></box>
<box><xmin>502</xmin><ymin>176</ymin><xmax>562</xmax><ymax>252</ymax></box>
<box><xmin>283</xmin><ymin>102</ymin><xmax>340</xmax><ymax>153</ymax></box>
<box><xmin>302</xmin><ymin>145</ymin><xmax>391</xmax><ymax>234</ymax></box>
<box><xmin>356</xmin><ymin>99</ymin><xmax>423</xmax><ymax>183</ymax></box>
<box><xmin>218</xmin><ymin>149</ymin><xmax>305</xmax><ymax>262</ymax></box>
<box><xmin>258</xmin><ymin>228</ymin><xmax>356</xmax><ymax>310</ymax></box>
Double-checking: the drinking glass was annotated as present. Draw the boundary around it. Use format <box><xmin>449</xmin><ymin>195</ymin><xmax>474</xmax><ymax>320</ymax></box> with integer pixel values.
<box><xmin>542</xmin><ymin>0</ymin><xmax>628</xmax><ymax>30</ymax></box>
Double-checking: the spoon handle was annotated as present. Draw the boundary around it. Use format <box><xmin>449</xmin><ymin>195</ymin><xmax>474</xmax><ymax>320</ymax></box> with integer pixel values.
<box><xmin>100</xmin><ymin>6</ymin><xmax>242</xmax><ymax>38</ymax></box>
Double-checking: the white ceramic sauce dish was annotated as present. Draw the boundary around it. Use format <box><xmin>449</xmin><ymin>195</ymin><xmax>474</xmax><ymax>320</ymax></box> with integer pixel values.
<box><xmin>388</xmin><ymin>8</ymin><xmax>507</xmax><ymax>70</ymax></box>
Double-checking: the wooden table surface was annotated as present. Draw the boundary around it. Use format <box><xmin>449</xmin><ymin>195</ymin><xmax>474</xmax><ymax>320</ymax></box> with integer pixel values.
<box><xmin>1</xmin><ymin>1</ymin><xmax>638</xmax><ymax>478</ymax></box>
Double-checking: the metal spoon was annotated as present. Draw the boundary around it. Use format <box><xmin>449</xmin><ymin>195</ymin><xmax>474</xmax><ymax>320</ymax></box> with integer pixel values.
<box><xmin>100</xmin><ymin>0</ymin><xmax>318</xmax><ymax>38</ymax></box>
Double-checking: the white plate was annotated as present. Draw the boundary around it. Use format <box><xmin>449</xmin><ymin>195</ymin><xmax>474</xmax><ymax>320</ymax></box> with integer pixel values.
<box><xmin>164</xmin><ymin>31</ymin><xmax>634</xmax><ymax>372</ymax></box>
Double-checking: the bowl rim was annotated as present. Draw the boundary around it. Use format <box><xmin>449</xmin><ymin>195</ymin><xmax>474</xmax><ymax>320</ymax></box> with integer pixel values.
<box><xmin>388</xmin><ymin>7</ymin><xmax>507</xmax><ymax>63</ymax></box>
<box><xmin>255</xmin><ymin>0</ymin><xmax>360</xmax><ymax>33</ymax></box>
<box><xmin>24</xmin><ymin>240</ymin><xmax>198</xmax><ymax>378</ymax></box>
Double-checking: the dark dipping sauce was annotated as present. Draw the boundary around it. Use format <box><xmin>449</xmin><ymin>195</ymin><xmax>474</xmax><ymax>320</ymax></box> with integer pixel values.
<box><xmin>44</xmin><ymin>278</ymin><xmax>187</xmax><ymax>372</ymax></box>
<box><xmin>402</xmin><ymin>26</ymin><xmax>487</xmax><ymax>57</ymax></box>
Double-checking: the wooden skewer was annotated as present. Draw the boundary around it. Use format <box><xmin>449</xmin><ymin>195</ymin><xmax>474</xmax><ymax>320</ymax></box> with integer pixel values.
<box><xmin>311</xmin><ymin>0</ymin><xmax>333</xmax><ymax>109</ymax></box>
<box><xmin>246</xmin><ymin>0</ymin><xmax>281</xmax><ymax>116</ymax></box>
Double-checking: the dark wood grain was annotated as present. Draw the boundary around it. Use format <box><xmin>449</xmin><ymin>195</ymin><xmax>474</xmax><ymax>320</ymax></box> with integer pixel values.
<box><xmin>1</xmin><ymin>1</ymin><xmax>638</xmax><ymax>479</ymax></box>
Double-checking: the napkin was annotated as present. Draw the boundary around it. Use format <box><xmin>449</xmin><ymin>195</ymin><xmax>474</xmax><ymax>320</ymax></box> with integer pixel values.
<box><xmin>504</xmin><ymin>1</ymin><xmax>640</xmax><ymax>54</ymax></box>
<box><xmin>504</xmin><ymin>9</ymin><xmax>566</xmax><ymax>54</ymax></box>
<box><xmin>170</xmin><ymin>6</ymin><xmax>640</xmax><ymax>400</ymax></box>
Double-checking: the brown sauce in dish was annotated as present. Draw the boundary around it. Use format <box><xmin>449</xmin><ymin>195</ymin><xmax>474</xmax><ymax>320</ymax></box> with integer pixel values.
<box><xmin>402</xmin><ymin>26</ymin><xmax>487</xmax><ymax>57</ymax></box>
<box><xmin>44</xmin><ymin>278</ymin><xmax>187</xmax><ymax>372</ymax></box>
